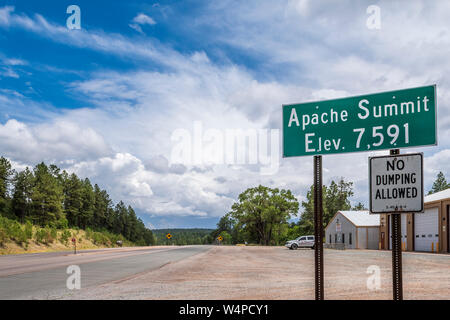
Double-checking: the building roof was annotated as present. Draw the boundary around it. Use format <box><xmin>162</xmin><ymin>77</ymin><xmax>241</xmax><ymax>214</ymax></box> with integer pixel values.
<box><xmin>338</xmin><ymin>210</ymin><xmax>380</xmax><ymax>227</ymax></box>
<box><xmin>424</xmin><ymin>188</ymin><xmax>450</xmax><ymax>203</ymax></box>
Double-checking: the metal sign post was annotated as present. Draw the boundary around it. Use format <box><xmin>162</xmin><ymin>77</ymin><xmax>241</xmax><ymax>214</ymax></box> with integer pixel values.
<box><xmin>369</xmin><ymin>149</ymin><xmax>424</xmax><ymax>300</ymax></box>
<box><xmin>390</xmin><ymin>149</ymin><xmax>403</xmax><ymax>300</ymax></box>
<box><xmin>72</xmin><ymin>238</ymin><xmax>76</xmax><ymax>255</ymax></box>
<box><xmin>314</xmin><ymin>155</ymin><xmax>324</xmax><ymax>300</ymax></box>
<box><xmin>282</xmin><ymin>85</ymin><xmax>436</xmax><ymax>301</ymax></box>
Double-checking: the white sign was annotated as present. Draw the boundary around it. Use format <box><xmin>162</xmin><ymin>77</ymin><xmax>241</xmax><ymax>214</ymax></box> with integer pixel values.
<box><xmin>369</xmin><ymin>153</ymin><xmax>423</xmax><ymax>213</ymax></box>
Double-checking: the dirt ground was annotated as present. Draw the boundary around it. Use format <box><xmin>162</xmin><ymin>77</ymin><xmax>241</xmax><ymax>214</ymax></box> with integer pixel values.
<box><xmin>66</xmin><ymin>246</ymin><xmax>450</xmax><ymax>300</ymax></box>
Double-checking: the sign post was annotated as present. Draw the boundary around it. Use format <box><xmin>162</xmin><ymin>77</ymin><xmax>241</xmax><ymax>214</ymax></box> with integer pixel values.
<box><xmin>71</xmin><ymin>237</ymin><xmax>76</xmax><ymax>255</ymax></box>
<box><xmin>313</xmin><ymin>155</ymin><xmax>324</xmax><ymax>300</ymax></box>
<box><xmin>389</xmin><ymin>149</ymin><xmax>403</xmax><ymax>300</ymax></box>
<box><xmin>369</xmin><ymin>150</ymin><xmax>423</xmax><ymax>300</ymax></box>
<box><xmin>166</xmin><ymin>233</ymin><xmax>172</xmax><ymax>245</ymax></box>
<box><xmin>282</xmin><ymin>85</ymin><xmax>435</xmax><ymax>301</ymax></box>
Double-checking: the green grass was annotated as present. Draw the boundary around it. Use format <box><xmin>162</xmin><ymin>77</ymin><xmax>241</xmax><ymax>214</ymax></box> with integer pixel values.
<box><xmin>0</xmin><ymin>215</ymin><xmax>134</xmax><ymax>250</ymax></box>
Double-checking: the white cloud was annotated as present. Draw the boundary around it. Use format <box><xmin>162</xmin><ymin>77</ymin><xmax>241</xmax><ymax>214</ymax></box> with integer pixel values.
<box><xmin>1</xmin><ymin>2</ymin><xmax>450</xmax><ymax>223</ymax></box>
<box><xmin>0</xmin><ymin>119</ymin><xmax>113</xmax><ymax>165</ymax></box>
<box><xmin>0</xmin><ymin>67</ymin><xmax>19</xmax><ymax>78</ymax></box>
<box><xmin>132</xmin><ymin>13</ymin><xmax>156</xmax><ymax>26</ymax></box>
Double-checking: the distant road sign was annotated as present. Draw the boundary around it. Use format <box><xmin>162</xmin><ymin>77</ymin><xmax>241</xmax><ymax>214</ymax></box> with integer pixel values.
<box><xmin>166</xmin><ymin>233</ymin><xmax>172</xmax><ymax>239</ymax></box>
<box><xmin>369</xmin><ymin>153</ymin><xmax>423</xmax><ymax>213</ymax></box>
<box><xmin>283</xmin><ymin>85</ymin><xmax>436</xmax><ymax>157</ymax></box>
<box><xmin>71</xmin><ymin>238</ymin><xmax>76</xmax><ymax>243</ymax></box>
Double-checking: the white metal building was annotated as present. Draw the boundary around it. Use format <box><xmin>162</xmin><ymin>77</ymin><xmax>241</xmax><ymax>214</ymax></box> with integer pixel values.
<box><xmin>381</xmin><ymin>188</ymin><xmax>449</xmax><ymax>253</ymax></box>
<box><xmin>388</xmin><ymin>214</ymin><xmax>407</xmax><ymax>250</ymax></box>
<box><xmin>325</xmin><ymin>211</ymin><xmax>380</xmax><ymax>249</ymax></box>
<box><xmin>415</xmin><ymin>190</ymin><xmax>444</xmax><ymax>252</ymax></box>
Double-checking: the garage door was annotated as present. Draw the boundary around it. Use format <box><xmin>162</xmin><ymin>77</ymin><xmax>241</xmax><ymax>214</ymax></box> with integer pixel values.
<box><xmin>414</xmin><ymin>207</ymin><xmax>439</xmax><ymax>252</ymax></box>
<box><xmin>389</xmin><ymin>214</ymin><xmax>407</xmax><ymax>250</ymax></box>
<box><xmin>358</xmin><ymin>228</ymin><xmax>367</xmax><ymax>249</ymax></box>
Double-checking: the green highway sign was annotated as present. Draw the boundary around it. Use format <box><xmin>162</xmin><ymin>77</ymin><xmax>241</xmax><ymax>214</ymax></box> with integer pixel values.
<box><xmin>282</xmin><ymin>85</ymin><xmax>436</xmax><ymax>157</ymax></box>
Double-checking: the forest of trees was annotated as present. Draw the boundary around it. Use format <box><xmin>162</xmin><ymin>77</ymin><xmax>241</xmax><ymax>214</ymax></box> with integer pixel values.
<box><xmin>0</xmin><ymin>156</ymin><xmax>154</xmax><ymax>246</ymax></box>
<box><xmin>210</xmin><ymin>185</ymin><xmax>300</xmax><ymax>245</ymax></box>
<box><xmin>152</xmin><ymin>229</ymin><xmax>214</xmax><ymax>245</ymax></box>
<box><xmin>211</xmin><ymin>179</ymin><xmax>363</xmax><ymax>245</ymax></box>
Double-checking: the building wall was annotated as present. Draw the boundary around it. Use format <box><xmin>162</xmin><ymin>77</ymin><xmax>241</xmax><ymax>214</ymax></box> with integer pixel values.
<box><xmin>357</xmin><ymin>227</ymin><xmax>367</xmax><ymax>249</ymax></box>
<box><xmin>388</xmin><ymin>214</ymin><xmax>407</xmax><ymax>250</ymax></box>
<box><xmin>447</xmin><ymin>205</ymin><xmax>449</xmax><ymax>253</ymax></box>
<box><xmin>325</xmin><ymin>212</ymin><xmax>357</xmax><ymax>249</ymax></box>
<box><xmin>407</xmin><ymin>213</ymin><xmax>414</xmax><ymax>251</ymax></box>
<box><xmin>414</xmin><ymin>207</ymin><xmax>439</xmax><ymax>252</ymax></box>
<box><xmin>367</xmin><ymin>227</ymin><xmax>380</xmax><ymax>249</ymax></box>
<box><xmin>384</xmin><ymin>213</ymin><xmax>414</xmax><ymax>251</ymax></box>
<box><xmin>380</xmin><ymin>214</ymin><xmax>388</xmax><ymax>250</ymax></box>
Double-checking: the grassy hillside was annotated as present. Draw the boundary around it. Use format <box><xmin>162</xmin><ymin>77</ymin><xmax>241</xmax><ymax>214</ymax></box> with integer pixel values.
<box><xmin>0</xmin><ymin>216</ymin><xmax>135</xmax><ymax>255</ymax></box>
<box><xmin>152</xmin><ymin>228</ymin><xmax>214</xmax><ymax>245</ymax></box>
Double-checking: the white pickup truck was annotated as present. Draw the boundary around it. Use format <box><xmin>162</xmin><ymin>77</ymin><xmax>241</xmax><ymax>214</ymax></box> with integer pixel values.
<box><xmin>285</xmin><ymin>235</ymin><xmax>315</xmax><ymax>250</ymax></box>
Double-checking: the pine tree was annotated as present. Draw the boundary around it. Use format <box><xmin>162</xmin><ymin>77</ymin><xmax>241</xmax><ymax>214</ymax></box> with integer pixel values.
<box><xmin>12</xmin><ymin>167</ymin><xmax>34</xmax><ymax>222</ymax></box>
<box><xmin>428</xmin><ymin>171</ymin><xmax>449</xmax><ymax>194</ymax></box>
<box><xmin>93</xmin><ymin>184</ymin><xmax>111</xmax><ymax>229</ymax></box>
<box><xmin>0</xmin><ymin>157</ymin><xmax>14</xmax><ymax>215</ymax></box>
<box><xmin>31</xmin><ymin>163</ymin><xmax>64</xmax><ymax>226</ymax></box>
<box><xmin>63</xmin><ymin>173</ymin><xmax>83</xmax><ymax>227</ymax></box>
<box><xmin>352</xmin><ymin>202</ymin><xmax>367</xmax><ymax>210</ymax></box>
<box><xmin>79</xmin><ymin>178</ymin><xmax>94</xmax><ymax>229</ymax></box>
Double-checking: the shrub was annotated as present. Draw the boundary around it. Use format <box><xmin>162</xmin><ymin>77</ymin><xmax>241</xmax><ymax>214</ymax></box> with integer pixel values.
<box><xmin>55</xmin><ymin>217</ymin><xmax>68</xmax><ymax>230</ymax></box>
<box><xmin>0</xmin><ymin>228</ymin><xmax>6</xmax><ymax>246</ymax></box>
<box><xmin>60</xmin><ymin>230</ymin><xmax>71</xmax><ymax>244</ymax></box>
<box><xmin>35</xmin><ymin>228</ymin><xmax>46</xmax><ymax>244</ymax></box>
<box><xmin>46</xmin><ymin>228</ymin><xmax>55</xmax><ymax>244</ymax></box>
<box><xmin>24</xmin><ymin>221</ymin><xmax>33</xmax><ymax>240</ymax></box>
<box><xmin>9</xmin><ymin>221</ymin><xmax>27</xmax><ymax>245</ymax></box>
<box><xmin>35</xmin><ymin>228</ymin><xmax>54</xmax><ymax>244</ymax></box>
<box><xmin>50</xmin><ymin>228</ymin><xmax>57</xmax><ymax>243</ymax></box>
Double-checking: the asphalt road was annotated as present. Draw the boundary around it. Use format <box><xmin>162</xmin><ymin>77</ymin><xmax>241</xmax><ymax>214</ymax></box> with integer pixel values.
<box><xmin>0</xmin><ymin>245</ymin><xmax>211</xmax><ymax>300</ymax></box>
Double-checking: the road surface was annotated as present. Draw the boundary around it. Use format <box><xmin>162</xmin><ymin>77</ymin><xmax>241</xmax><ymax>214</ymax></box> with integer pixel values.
<box><xmin>0</xmin><ymin>245</ymin><xmax>211</xmax><ymax>299</ymax></box>
<box><xmin>1</xmin><ymin>246</ymin><xmax>448</xmax><ymax>299</ymax></box>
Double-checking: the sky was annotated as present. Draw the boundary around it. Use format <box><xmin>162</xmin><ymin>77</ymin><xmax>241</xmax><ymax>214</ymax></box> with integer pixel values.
<box><xmin>1</xmin><ymin>0</ymin><xmax>450</xmax><ymax>229</ymax></box>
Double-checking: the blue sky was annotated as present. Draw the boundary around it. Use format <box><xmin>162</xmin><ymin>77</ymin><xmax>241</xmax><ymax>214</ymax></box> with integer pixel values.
<box><xmin>1</xmin><ymin>1</ymin><xmax>450</xmax><ymax>229</ymax></box>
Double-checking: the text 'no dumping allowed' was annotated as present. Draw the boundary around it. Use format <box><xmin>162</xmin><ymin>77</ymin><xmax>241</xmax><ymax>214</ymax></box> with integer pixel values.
<box><xmin>369</xmin><ymin>153</ymin><xmax>423</xmax><ymax>214</ymax></box>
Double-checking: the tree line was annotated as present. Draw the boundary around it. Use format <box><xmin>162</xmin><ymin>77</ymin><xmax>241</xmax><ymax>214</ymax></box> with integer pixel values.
<box><xmin>211</xmin><ymin>179</ymin><xmax>365</xmax><ymax>245</ymax></box>
<box><xmin>0</xmin><ymin>157</ymin><xmax>154</xmax><ymax>246</ymax></box>
<box><xmin>212</xmin><ymin>170</ymin><xmax>450</xmax><ymax>245</ymax></box>
<box><xmin>152</xmin><ymin>229</ymin><xmax>214</xmax><ymax>245</ymax></box>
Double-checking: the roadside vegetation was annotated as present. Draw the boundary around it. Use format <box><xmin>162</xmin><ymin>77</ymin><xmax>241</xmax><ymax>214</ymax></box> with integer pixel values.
<box><xmin>212</xmin><ymin>171</ymin><xmax>449</xmax><ymax>246</ymax></box>
<box><xmin>0</xmin><ymin>156</ymin><xmax>154</xmax><ymax>254</ymax></box>
<box><xmin>210</xmin><ymin>180</ymin><xmax>362</xmax><ymax>245</ymax></box>
<box><xmin>152</xmin><ymin>229</ymin><xmax>214</xmax><ymax>245</ymax></box>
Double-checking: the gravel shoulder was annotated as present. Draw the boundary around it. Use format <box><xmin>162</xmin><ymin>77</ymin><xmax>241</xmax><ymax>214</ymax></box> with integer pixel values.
<box><xmin>64</xmin><ymin>246</ymin><xmax>450</xmax><ymax>300</ymax></box>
